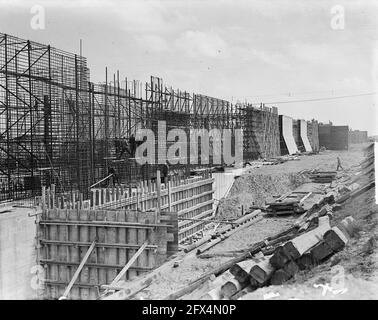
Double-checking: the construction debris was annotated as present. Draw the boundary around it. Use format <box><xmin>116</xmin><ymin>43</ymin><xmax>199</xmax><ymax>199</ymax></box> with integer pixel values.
<box><xmin>175</xmin><ymin>206</ymin><xmax>357</xmax><ymax>300</ymax></box>
<box><xmin>308</xmin><ymin>171</ymin><xmax>337</xmax><ymax>183</ymax></box>
<box><xmin>265</xmin><ymin>190</ymin><xmax>318</xmax><ymax>216</ymax></box>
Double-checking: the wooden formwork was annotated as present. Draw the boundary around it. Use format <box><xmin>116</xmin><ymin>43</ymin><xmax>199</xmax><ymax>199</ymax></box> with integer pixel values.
<box><xmin>238</xmin><ymin>106</ymin><xmax>280</xmax><ymax>160</ymax></box>
<box><xmin>89</xmin><ymin>172</ymin><xmax>214</xmax><ymax>242</ymax></box>
<box><xmin>35</xmin><ymin>172</ymin><xmax>214</xmax><ymax>299</ymax></box>
<box><xmin>37</xmin><ymin>207</ymin><xmax>177</xmax><ymax>300</ymax></box>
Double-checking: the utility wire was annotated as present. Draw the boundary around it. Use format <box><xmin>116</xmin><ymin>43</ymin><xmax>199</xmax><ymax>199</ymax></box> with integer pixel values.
<box><xmin>247</xmin><ymin>91</ymin><xmax>378</xmax><ymax>105</ymax></box>
<box><xmin>240</xmin><ymin>89</ymin><xmax>339</xmax><ymax>99</ymax></box>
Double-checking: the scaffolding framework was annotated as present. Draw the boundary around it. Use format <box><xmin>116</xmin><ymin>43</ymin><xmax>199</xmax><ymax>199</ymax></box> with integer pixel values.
<box><xmin>0</xmin><ymin>33</ymin><xmax>240</xmax><ymax>201</ymax></box>
<box><xmin>0</xmin><ymin>33</ymin><xmax>90</xmax><ymax>200</ymax></box>
<box><xmin>236</xmin><ymin>103</ymin><xmax>280</xmax><ymax>160</ymax></box>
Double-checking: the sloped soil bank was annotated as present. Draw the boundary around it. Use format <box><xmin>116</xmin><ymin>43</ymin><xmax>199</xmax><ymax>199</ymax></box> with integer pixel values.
<box><xmin>216</xmin><ymin>173</ymin><xmax>307</xmax><ymax>220</ymax></box>
<box><xmin>241</xmin><ymin>187</ymin><xmax>378</xmax><ymax>300</ymax></box>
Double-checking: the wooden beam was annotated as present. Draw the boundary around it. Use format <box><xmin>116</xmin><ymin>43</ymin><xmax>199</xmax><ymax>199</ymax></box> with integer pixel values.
<box><xmin>110</xmin><ymin>241</ymin><xmax>149</xmax><ymax>287</ymax></box>
<box><xmin>59</xmin><ymin>239</ymin><xmax>96</xmax><ymax>300</ymax></box>
<box><xmin>39</xmin><ymin>239</ymin><xmax>157</xmax><ymax>250</ymax></box>
<box><xmin>39</xmin><ymin>220</ymin><xmax>171</xmax><ymax>229</ymax></box>
<box><xmin>299</xmin><ymin>192</ymin><xmax>313</xmax><ymax>204</ymax></box>
<box><xmin>90</xmin><ymin>174</ymin><xmax>113</xmax><ymax>189</ymax></box>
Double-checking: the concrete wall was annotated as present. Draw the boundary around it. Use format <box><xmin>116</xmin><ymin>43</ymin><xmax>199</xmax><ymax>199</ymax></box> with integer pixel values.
<box><xmin>292</xmin><ymin>119</ymin><xmax>302</xmax><ymax>151</ymax></box>
<box><xmin>307</xmin><ymin>120</ymin><xmax>320</xmax><ymax>152</ymax></box>
<box><xmin>212</xmin><ymin>167</ymin><xmax>251</xmax><ymax>213</ymax></box>
<box><xmin>0</xmin><ymin>206</ymin><xmax>38</xmax><ymax>299</ymax></box>
<box><xmin>319</xmin><ymin>124</ymin><xmax>331</xmax><ymax>149</ymax></box>
<box><xmin>279</xmin><ymin>115</ymin><xmax>299</xmax><ymax>155</ymax></box>
<box><xmin>213</xmin><ymin>172</ymin><xmax>235</xmax><ymax>204</ymax></box>
<box><xmin>349</xmin><ymin>130</ymin><xmax>368</xmax><ymax>144</ymax></box>
<box><xmin>299</xmin><ymin>119</ymin><xmax>312</xmax><ymax>152</ymax></box>
<box><xmin>319</xmin><ymin>124</ymin><xmax>349</xmax><ymax>150</ymax></box>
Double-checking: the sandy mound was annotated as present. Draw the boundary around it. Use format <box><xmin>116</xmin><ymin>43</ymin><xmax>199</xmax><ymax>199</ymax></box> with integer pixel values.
<box><xmin>216</xmin><ymin>172</ymin><xmax>306</xmax><ymax>219</ymax></box>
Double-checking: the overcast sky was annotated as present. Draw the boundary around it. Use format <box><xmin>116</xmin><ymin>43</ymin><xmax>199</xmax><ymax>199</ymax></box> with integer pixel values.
<box><xmin>0</xmin><ymin>0</ymin><xmax>377</xmax><ymax>134</ymax></box>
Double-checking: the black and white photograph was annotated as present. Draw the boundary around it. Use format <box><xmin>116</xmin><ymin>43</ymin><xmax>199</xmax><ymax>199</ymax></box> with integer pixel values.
<box><xmin>0</xmin><ymin>0</ymin><xmax>377</xmax><ymax>308</ymax></box>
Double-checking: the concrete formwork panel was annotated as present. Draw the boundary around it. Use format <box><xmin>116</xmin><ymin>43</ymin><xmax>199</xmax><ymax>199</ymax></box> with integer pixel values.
<box><xmin>349</xmin><ymin>130</ymin><xmax>368</xmax><ymax>144</ymax></box>
<box><xmin>319</xmin><ymin>124</ymin><xmax>349</xmax><ymax>150</ymax></box>
<box><xmin>319</xmin><ymin>124</ymin><xmax>332</xmax><ymax>149</ymax></box>
<box><xmin>39</xmin><ymin>208</ymin><xmax>178</xmax><ymax>300</ymax></box>
<box><xmin>279</xmin><ymin>115</ymin><xmax>299</xmax><ymax>155</ymax></box>
<box><xmin>307</xmin><ymin>120</ymin><xmax>319</xmax><ymax>152</ymax></box>
<box><xmin>299</xmin><ymin>119</ymin><xmax>312</xmax><ymax>152</ymax></box>
<box><xmin>292</xmin><ymin>120</ymin><xmax>302</xmax><ymax>151</ymax></box>
<box><xmin>331</xmin><ymin>126</ymin><xmax>349</xmax><ymax>150</ymax></box>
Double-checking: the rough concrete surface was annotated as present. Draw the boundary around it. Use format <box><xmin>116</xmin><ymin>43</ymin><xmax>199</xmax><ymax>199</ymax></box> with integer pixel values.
<box><xmin>0</xmin><ymin>206</ymin><xmax>38</xmax><ymax>299</ymax></box>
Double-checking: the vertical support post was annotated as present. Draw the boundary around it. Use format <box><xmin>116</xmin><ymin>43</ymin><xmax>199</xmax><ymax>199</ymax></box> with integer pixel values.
<box><xmin>117</xmin><ymin>71</ymin><xmax>121</xmax><ymax>138</ymax></box>
<box><xmin>74</xmin><ymin>54</ymin><xmax>82</xmax><ymax>193</ymax></box>
<box><xmin>89</xmin><ymin>82</ymin><xmax>95</xmax><ymax>185</ymax></box>
<box><xmin>105</xmin><ymin>67</ymin><xmax>109</xmax><ymax>170</ymax></box>
<box><xmin>126</xmin><ymin>77</ymin><xmax>131</xmax><ymax>136</ymax></box>
<box><xmin>47</xmin><ymin>45</ymin><xmax>53</xmax><ymax>186</ymax></box>
<box><xmin>167</xmin><ymin>176</ymin><xmax>172</xmax><ymax>211</ymax></box>
<box><xmin>14</xmin><ymin>48</ymin><xmax>20</xmax><ymax>199</ymax></box>
<box><xmin>113</xmin><ymin>73</ymin><xmax>117</xmax><ymax>136</ymax></box>
<box><xmin>41</xmin><ymin>185</ymin><xmax>46</xmax><ymax>210</ymax></box>
<box><xmin>4</xmin><ymin>34</ymin><xmax>11</xmax><ymax>197</ymax></box>
<box><xmin>27</xmin><ymin>40</ymin><xmax>35</xmax><ymax>195</ymax></box>
<box><xmin>136</xmin><ymin>183</ymin><xmax>140</xmax><ymax>211</ymax></box>
<box><xmin>156</xmin><ymin>170</ymin><xmax>161</xmax><ymax>213</ymax></box>
<box><xmin>43</xmin><ymin>95</ymin><xmax>52</xmax><ymax>172</ymax></box>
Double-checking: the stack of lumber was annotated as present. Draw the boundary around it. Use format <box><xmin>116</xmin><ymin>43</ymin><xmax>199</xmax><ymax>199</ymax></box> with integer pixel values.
<box><xmin>265</xmin><ymin>191</ymin><xmax>313</xmax><ymax>216</ymax></box>
<box><xmin>308</xmin><ymin>171</ymin><xmax>337</xmax><ymax>183</ymax></box>
<box><xmin>265</xmin><ymin>200</ymin><xmax>304</xmax><ymax>216</ymax></box>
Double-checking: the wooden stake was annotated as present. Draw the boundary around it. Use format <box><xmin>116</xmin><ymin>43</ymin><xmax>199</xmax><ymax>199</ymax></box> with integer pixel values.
<box><xmin>59</xmin><ymin>239</ymin><xmax>96</xmax><ymax>300</ymax></box>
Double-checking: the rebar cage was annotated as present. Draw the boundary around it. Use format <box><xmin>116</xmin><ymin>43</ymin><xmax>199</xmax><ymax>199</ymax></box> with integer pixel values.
<box><xmin>0</xmin><ymin>33</ymin><xmax>246</xmax><ymax>202</ymax></box>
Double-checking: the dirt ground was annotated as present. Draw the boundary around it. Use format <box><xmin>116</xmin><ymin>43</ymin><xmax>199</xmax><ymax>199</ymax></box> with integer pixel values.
<box><xmin>132</xmin><ymin>144</ymin><xmax>375</xmax><ymax>300</ymax></box>
<box><xmin>217</xmin><ymin>145</ymin><xmax>364</xmax><ymax>219</ymax></box>
<box><xmin>216</xmin><ymin>173</ymin><xmax>306</xmax><ymax>219</ymax></box>
<box><xmin>241</xmin><ymin>187</ymin><xmax>378</xmax><ymax>300</ymax></box>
